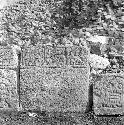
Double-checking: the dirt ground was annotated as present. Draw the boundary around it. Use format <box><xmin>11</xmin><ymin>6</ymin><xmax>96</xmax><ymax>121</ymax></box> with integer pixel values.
<box><xmin>0</xmin><ymin>110</ymin><xmax>124</xmax><ymax>125</ymax></box>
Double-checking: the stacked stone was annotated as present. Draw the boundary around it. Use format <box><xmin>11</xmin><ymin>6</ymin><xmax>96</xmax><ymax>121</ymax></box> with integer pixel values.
<box><xmin>20</xmin><ymin>42</ymin><xmax>90</xmax><ymax>112</ymax></box>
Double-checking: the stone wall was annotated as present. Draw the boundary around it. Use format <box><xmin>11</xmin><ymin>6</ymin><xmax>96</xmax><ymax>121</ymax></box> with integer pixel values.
<box><xmin>93</xmin><ymin>73</ymin><xmax>124</xmax><ymax>115</ymax></box>
<box><xmin>20</xmin><ymin>43</ymin><xmax>90</xmax><ymax>112</ymax></box>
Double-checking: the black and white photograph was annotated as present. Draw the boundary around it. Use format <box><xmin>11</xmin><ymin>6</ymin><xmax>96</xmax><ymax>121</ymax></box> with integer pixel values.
<box><xmin>0</xmin><ymin>0</ymin><xmax>124</xmax><ymax>124</ymax></box>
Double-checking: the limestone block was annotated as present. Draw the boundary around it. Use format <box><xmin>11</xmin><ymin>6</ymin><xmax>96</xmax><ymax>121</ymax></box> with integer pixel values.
<box><xmin>20</xmin><ymin>66</ymin><xmax>89</xmax><ymax>112</ymax></box>
<box><xmin>0</xmin><ymin>69</ymin><xmax>18</xmax><ymax>110</ymax></box>
<box><xmin>93</xmin><ymin>73</ymin><xmax>124</xmax><ymax>115</ymax></box>
<box><xmin>0</xmin><ymin>46</ymin><xmax>18</xmax><ymax>68</ymax></box>
<box><xmin>20</xmin><ymin>45</ymin><xmax>90</xmax><ymax>112</ymax></box>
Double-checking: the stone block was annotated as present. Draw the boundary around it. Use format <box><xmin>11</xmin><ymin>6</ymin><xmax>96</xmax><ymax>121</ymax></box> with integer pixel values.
<box><xmin>0</xmin><ymin>46</ymin><xmax>17</xmax><ymax>69</ymax></box>
<box><xmin>20</xmin><ymin>67</ymin><xmax>89</xmax><ymax>112</ymax></box>
<box><xmin>20</xmin><ymin>45</ymin><xmax>90</xmax><ymax>112</ymax></box>
<box><xmin>0</xmin><ymin>69</ymin><xmax>18</xmax><ymax>110</ymax></box>
<box><xmin>93</xmin><ymin>73</ymin><xmax>124</xmax><ymax>115</ymax></box>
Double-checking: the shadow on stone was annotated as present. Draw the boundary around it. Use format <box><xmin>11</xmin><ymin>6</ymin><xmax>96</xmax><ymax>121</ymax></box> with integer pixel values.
<box><xmin>85</xmin><ymin>83</ymin><xmax>93</xmax><ymax>113</ymax></box>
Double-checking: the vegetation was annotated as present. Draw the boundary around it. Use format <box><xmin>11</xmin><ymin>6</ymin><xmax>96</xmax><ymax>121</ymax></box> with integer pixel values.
<box><xmin>0</xmin><ymin>0</ymin><xmax>124</xmax><ymax>73</ymax></box>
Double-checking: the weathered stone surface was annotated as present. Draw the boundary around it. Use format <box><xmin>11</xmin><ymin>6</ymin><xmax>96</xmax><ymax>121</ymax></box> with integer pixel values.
<box><xmin>20</xmin><ymin>67</ymin><xmax>89</xmax><ymax>112</ymax></box>
<box><xmin>93</xmin><ymin>73</ymin><xmax>124</xmax><ymax>115</ymax></box>
<box><xmin>20</xmin><ymin>44</ymin><xmax>89</xmax><ymax>68</ymax></box>
<box><xmin>0</xmin><ymin>69</ymin><xmax>18</xmax><ymax>110</ymax></box>
<box><xmin>0</xmin><ymin>46</ymin><xmax>17</xmax><ymax>68</ymax></box>
<box><xmin>20</xmin><ymin>44</ymin><xmax>45</xmax><ymax>68</ymax></box>
<box><xmin>20</xmin><ymin>45</ymin><xmax>90</xmax><ymax>112</ymax></box>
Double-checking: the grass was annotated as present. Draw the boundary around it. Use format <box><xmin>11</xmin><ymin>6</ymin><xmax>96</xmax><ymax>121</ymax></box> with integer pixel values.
<box><xmin>0</xmin><ymin>110</ymin><xmax>124</xmax><ymax>125</ymax></box>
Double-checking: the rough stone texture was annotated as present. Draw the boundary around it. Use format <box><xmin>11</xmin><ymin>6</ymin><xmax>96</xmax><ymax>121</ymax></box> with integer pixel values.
<box><xmin>0</xmin><ymin>46</ymin><xmax>17</xmax><ymax>69</ymax></box>
<box><xmin>0</xmin><ymin>45</ymin><xmax>19</xmax><ymax>110</ymax></box>
<box><xmin>20</xmin><ymin>44</ymin><xmax>45</xmax><ymax>68</ymax></box>
<box><xmin>0</xmin><ymin>69</ymin><xmax>19</xmax><ymax>110</ymax></box>
<box><xmin>20</xmin><ymin>44</ymin><xmax>90</xmax><ymax>112</ymax></box>
<box><xmin>20</xmin><ymin>44</ymin><xmax>88</xmax><ymax>68</ymax></box>
<box><xmin>93</xmin><ymin>73</ymin><xmax>124</xmax><ymax>115</ymax></box>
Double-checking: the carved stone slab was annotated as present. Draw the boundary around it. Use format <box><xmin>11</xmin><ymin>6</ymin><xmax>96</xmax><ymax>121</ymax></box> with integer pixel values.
<box><xmin>0</xmin><ymin>46</ymin><xmax>17</xmax><ymax>69</ymax></box>
<box><xmin>20</xmin><ymin>44</ymin><xmax>89</xmax><ymax>68</ymax></box>
<box><xmin>20</xmin><ymin>45</ymin><xmax>90</xmax><ymax>112</ymax></box>
<box><xmin>0</xmin><ymin>69</ymin><xmax>18</xmax><ymax>110</ymax></box>
<box><xmin>93</xmin><ymin>73</ymin><xmax>124</xmax><ymax>115</ymax></box>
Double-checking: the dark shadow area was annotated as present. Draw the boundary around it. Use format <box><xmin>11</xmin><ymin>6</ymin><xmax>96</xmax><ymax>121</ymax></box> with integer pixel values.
<box><xmin>85</xmin><ymin>83</ymin><xmax>93</xmax><ymax>113</ymax></box>
<box><xmin>1</xmin><ymin>109</ymin><xmax>124</xmax><ymax>125</ymax></box>
<box><xmin>17</xmin><ymin>52</ymin><xmax>21</xmax><ymax>108</ymax></box>
<box><xmin>97</xmin><ymin>114</ymin><xmax>123</xmax><ymax>117</ymax></box>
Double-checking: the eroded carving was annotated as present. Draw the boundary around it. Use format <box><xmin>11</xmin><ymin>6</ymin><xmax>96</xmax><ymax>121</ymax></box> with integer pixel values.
<box><xmin>0</xmin><ymin>46</ymin><xmax>17</xmax><ymax>68</ymax></box>
<box><xmin>44</xmin><ymin>46</ymin><xmax>66</xmax><ymax>68</ymax></box>
<box><xmin>21</xmin><ymin>45</ymin><xmax>88</xmax><ymax>68</ymax></box>
<box><xmin>66</xmin><ymin>46</ymin><xmax>88</xmax><ymax>68</ymax></box>
<box><xmin>94</xmin><ymin>74</ymin><xmax>124</xmax><ymax>115</ymax></box>
<box><xmin>21</xmin><ymin>45</ymin><xmax>44</xmax><ymax>68</ymax></box>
